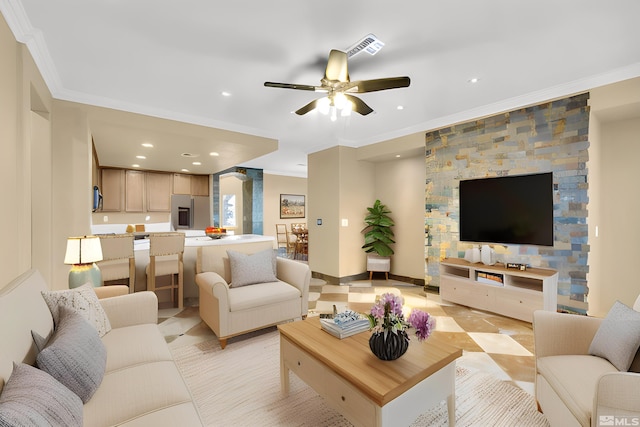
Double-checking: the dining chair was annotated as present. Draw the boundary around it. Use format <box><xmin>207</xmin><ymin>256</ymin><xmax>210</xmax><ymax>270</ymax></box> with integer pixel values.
<box><xmin>96</xmin><ymin>234</ymin><xmax>136</xmax><ymax>293</ymax></box>
<box><xmin>146</xmin><ymin>232</ymin><xmax>185</xmax><ymax>308</ymax></box>
<box><xmin>291</xmin><ymin>225</ymin><xmax>308</xmax><ymax>261</ymax></box>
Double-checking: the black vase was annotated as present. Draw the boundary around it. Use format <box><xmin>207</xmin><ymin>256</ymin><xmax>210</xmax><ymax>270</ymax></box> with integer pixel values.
<box><xmin>369</xmin><ymin>330</ymin><xmax>409</xmax><ymax>361</ymax></box>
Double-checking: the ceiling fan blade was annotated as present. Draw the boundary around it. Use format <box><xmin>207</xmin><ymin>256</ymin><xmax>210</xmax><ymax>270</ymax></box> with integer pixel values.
<box><xmin>324</xmin><ymin>50</ymin><xmax>349</xmax><ymax>82</ymax></box>
<box><xmin>349</xmin><ymin>77</ymin><xmax>411</xmax><ymax>93</ymax></box>
<box><xmin>295</xmin><ymin>99</ymin><xmax>321</xmax><ymax>115</ymax></box>
<box><xmin>264</xmin><ymin>82</ymin><xmax>318</xmax><ymax>91</ymax></box>
<box><xmin>344</xmin><ymin>94</ymin><xmax>374</xmax><ymax>116</ymax></box>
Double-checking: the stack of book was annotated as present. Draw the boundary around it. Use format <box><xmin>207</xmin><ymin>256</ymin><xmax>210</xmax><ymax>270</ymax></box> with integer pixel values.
<box><xmin>320</xmin><ymin>310</ymin><xmax>370</xmax><ymax>339</ymax></box>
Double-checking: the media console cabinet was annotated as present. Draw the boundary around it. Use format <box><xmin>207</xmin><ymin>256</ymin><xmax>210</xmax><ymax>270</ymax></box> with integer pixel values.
<box><xmin>439</xmin><ymin>258</ymin><xmax>558</xmax><ymax>322</ymax></box>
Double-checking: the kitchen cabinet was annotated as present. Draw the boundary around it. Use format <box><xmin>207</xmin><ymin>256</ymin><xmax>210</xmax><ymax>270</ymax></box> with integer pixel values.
<box><xmin>191</xmin><ymin>175</ymin><xmax>209</xmax><ymax>196</ymax></box>
<box><xmin>100</xmin><ymin>169</ymin><xmax>123</xmax><ymax>212</ymax></box>
<box><xmin>173</xmin><ymin>173</ymin><xmax>209</xmax><ymax>196</ymax></box>
<box><xmin>146</xmin><ymin>172</ymin><xmax>172</xmax><ymax>212</ymax></box>
<box><xmin>125</xmin><ymin>170</ymin><xmax>145</xmax><ymax>212</ymax></box>
<box><xmin>173</xmin><ymin>173</ymin><xmax>191</xmax><ymax>195</ymax></box>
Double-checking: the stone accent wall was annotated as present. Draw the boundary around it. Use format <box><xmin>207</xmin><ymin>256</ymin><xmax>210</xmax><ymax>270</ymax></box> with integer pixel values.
<box><xmin>425</xmin><ymin>94</ymin><xmax>590</xmax><ymax>314</ymax></box>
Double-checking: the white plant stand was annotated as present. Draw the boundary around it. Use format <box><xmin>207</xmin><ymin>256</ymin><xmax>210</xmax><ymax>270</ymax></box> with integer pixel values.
<box><xmin>367</xmin><ymin>254</ymin><xmax>391</xmax><ymax>280</ymax></box>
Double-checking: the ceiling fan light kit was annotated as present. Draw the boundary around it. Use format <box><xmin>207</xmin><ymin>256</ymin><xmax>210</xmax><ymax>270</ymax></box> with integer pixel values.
<box><xmin>265</xmin><ymin>46</ymin><xmax>410</xmax><ymax>119</ymax></box>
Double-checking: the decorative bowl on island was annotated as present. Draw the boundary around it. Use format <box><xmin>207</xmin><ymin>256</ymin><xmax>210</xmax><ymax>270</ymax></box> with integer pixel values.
<box><xmin>205</xmin><ymin>227</ymin><xmax>226</xmax><ymax>239</ymax></box>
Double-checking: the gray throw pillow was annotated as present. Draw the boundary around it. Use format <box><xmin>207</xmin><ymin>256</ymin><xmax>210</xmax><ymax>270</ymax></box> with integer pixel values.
<box><xmin>41</xmin><ymin>284</ymin><xmax>111</xmax><ymax>337</ymax></box>
<box><xmin>589</xmin><ymin>300</ymin><xmax>640</xmax><ymax>371</ymax></box>
<box><xmin>227</xmin><ymin>248</ymin><xmax>278</xmax><ymax>288</ymax></box>
<box><xmin>0</xmin><ymin>362</ymin><xmax>82</xmax><ymax>426</ymax></box>
<box><xmin>34</xmin><ymin>306</ymin><xmax>107</xmax><ymax>403</ymax></box>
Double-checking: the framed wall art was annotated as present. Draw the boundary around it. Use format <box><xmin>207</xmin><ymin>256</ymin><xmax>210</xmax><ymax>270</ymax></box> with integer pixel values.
<box><xmin>280</xmin><ymin>194</ymin><xmax>305</xmax><ymax>219</ymax></box>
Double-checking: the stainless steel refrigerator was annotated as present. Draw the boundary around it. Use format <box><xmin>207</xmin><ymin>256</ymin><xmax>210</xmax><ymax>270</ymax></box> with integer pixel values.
<box><xmin>171</xmin><ymin>195</ymin><xmax>211</xmax><ymax>230</ymax></box>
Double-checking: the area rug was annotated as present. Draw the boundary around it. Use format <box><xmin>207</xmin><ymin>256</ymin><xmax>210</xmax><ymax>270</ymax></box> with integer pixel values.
<box><xmin>171</xmin><ymin>329</ymin><xmax>549</xmax><ymax>427</ymax></box>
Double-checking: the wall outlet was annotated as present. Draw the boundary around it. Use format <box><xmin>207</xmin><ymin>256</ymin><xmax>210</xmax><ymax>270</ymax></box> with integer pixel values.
<box><xmin>103</xmin><ymin>215</ymin><xmax>108</xmax><ymax>222</ymax></box>
<box><xmin>341</xmin><ymin>219</ymin><xmax>348</xmax><ymax>227</ymax></box>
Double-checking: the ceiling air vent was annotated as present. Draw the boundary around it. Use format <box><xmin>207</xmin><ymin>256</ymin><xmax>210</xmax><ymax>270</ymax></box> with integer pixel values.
<box><xmin>346</xmin><ymin>33</ymin><xmax>385</xmax><ymax>58</ymax></box>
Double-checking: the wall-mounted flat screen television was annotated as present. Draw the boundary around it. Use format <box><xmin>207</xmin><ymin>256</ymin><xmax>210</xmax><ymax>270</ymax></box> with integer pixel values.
<box><xmin>459</xmin><ymin>172</ymin><xmax>554</xmax><ymax>246</ymax></box>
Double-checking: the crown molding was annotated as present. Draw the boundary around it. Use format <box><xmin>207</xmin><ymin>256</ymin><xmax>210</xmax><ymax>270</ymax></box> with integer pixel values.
<box><xmin>1</xmin><ymin>0</ymin><xmax>63</xmax><ymax>93</ymax></box>
<box><xmin>357</xmin><ymin>62</ymin><xmax>640</xmax><ymax>145</ymax></box>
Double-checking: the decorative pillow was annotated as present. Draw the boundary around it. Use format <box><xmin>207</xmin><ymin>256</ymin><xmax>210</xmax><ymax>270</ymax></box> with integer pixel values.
<box><xmin>589</xmin><ymin>300</ymin><xmax>640</xmax><ymax>371</ymax></box>
<box><xmin>34</xmin><ymin>306</ymin><xmax>107</xmax><ymax>403</ymax></box>
<box><xmin>41</xmin><ymin>284</ymin><xmax>111</xmax><ymax>337</ymax></box>
<box><xmin>0</xmin><ymin>362</ymin><xmax>82</xmax><ymax>426</ymax></box>
<box><xmin>227</xmin><ymin>249</ymin><xmax>278</xmax><ymax>288</ymax></box>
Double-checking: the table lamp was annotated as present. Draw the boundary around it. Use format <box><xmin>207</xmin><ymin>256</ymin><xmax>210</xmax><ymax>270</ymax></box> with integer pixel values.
<box><xmin>64</xmin><ymin>235</ymin><xmax>103</xmax><ymax>288</ymax></box>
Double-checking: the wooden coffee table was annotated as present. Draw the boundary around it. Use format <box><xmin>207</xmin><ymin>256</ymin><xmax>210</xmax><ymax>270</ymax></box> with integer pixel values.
<box><xmin>278</xmin><ymin>317</ymin><xmax>462</xmax><ymax>427</ymax></box>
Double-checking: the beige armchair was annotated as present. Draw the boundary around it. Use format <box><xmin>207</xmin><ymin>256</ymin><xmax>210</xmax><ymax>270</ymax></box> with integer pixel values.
<box><xmin>195</xmin><ymin>244</ymin><xmax>310</xmax><ymax>349</ymax></box>
<box><xmin>533</xmin><ymin>296</ymin><xmax>640</xmax><ymax>427</ymax></box>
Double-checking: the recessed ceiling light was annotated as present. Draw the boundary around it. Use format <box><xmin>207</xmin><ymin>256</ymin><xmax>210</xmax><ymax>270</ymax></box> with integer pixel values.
<box><xmin>395</xmin><ymin>154</ymin><xmax>401</xmax><ymax>158</ymax></box>
<box><xmin>141</xmin><ymin>143</ymin><xmax>153</xmax><ymax>148</ymax></box>
<box><xmin>221</xmin><ymin>91</ymin><xmax>231</xmax><ymax>97</ymax></box>
<box><xmin>181</xmin><ymin>169</ymin><xmax>189</xmax><ymax>172</ymax></box>
<box><xmin>192</xmin><ymin>161</ymin><xmax>201</xmax><ymax>166</ymax></box>
<box><xmin>209</xmin><ymin>152</ymin><xmax>219</xmax><ymax>157</ymax></box>
<box><xmin>132</xmin><ymin>164</ymin><xmax>140</xmax><ymax>168</ymax></box>
<box><xmin>397</xmin><ymin>105</ymin><xmax>404</xmax><ymax>110</ymax></box>
<box><xmin>136</xmin><ymin>155</ymin><xmax>146</xmax><ymax>159</ymax></box>
<box><xmin>468</xmin><ymin>77</ymin><xmax>480</xmax><ymax>83</ymax></box>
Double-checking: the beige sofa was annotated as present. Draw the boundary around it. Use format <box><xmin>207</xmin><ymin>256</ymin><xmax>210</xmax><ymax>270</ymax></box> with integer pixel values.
<box><xmin>0</xmin><ymin>269</ymin><xmax>203</xmax><ymax>426</ymax></box>
<box><xmin>195</xmin><ymin>244</ymin><xmax>311</xmax><ymax>348</ymax></box>
<box><xmin>533</xmin><ymin>301</ymin><xmax>640</xmax><ymax>427</ymax></box>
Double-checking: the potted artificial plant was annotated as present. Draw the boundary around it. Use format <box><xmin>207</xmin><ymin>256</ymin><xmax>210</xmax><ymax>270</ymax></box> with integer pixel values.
<box><xmin>362</xmin><ymin>199</ymin><xmax>395</xmax><ymax>279</ymax></box>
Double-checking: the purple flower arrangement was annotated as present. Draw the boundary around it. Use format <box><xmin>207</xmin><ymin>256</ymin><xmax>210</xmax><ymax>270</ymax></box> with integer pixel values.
<box><xmin>367</xmin><ymin>292</ymin><xmax>436</xmax><ymax>342</ymax></box>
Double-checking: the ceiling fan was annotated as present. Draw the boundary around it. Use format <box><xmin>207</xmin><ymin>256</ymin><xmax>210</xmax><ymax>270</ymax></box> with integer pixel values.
<box><xmin>264</xmin><ymin>48</ymin><xmax>410</xmax><ymax>120</ymax></box>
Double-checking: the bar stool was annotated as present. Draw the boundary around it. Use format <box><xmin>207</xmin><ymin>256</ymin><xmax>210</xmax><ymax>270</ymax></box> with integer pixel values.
<box><xmin>96</xmin><ymin>234</ymin><xmax>136</xmax><ymax>293</ymax></box>
<box><xmin>146</xmin><ymin>232</ymin><xmax>185</xmax><ymax>308</ymax></box>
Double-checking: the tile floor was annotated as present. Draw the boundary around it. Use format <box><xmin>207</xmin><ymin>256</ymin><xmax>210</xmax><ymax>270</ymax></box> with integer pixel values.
<box><xmin>159</xmin><ymin>277</ymin><xmax>536</xmax><ymax>396</ymax></box>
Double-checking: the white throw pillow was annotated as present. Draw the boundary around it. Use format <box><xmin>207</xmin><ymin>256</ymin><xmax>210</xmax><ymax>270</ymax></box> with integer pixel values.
<box><xmin>227</xmin><ymin>249</ymin><xmax>277</xmax><ymax>288</ymax></box>
<box><xmin>589</xmin><ymin>300</ymin><xmax>640</xmax><ymax>371</ymax></box>
<box><xmin>41</xmin><ymin>284</ymin><xmax>111</xmax><ymax>337</ymax></box>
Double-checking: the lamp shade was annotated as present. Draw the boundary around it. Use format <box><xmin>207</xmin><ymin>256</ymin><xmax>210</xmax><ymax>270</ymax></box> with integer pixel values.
<box><xmin>64</xmin><ymin>236</ymin><xmax>103</xmax><ymax>265</ymax></box>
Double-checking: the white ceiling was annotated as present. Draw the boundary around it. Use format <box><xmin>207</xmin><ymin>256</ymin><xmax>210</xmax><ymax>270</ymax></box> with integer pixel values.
<box><xmin>3</xmin><ymin>0</ymin><xmax>640</xmax><ymax>177</ymax></box>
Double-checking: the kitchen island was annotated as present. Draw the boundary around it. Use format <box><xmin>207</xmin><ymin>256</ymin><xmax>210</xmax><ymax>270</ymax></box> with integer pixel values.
<box><xmin>132</xmin><ymin>233</ymin><xmax>275</xmax><ymax>301</ymax></box>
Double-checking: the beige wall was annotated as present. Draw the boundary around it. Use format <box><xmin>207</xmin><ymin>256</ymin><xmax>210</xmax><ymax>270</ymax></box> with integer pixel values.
<box><xmin>91</xmin><ymin>212</ymin><xmax>171</xmax><ymax>228</ymax></box>
<box><xmin>263</xmin><ymin>173</ymin><xmax>307</xmax><ymax>246</ymax></box>
<box><xmin>308</xmin><ymin>146</ymin><xmax>376</xmax><ymax>279</ymax></box>
<box><xmin>587</xmin><ymin>110</ymin><xmax>603</xmax><ymax>316</ymax></box>
<box><xmin>597</xmin><ymin>118</ymin><xmax>640</xmax><ymax>314</ymax></box>
<box><xmin>308</xmin><ymin>147</ymin><xmax>345</xmax><ymax>277</ymax></box>
<box><xmin>0</xmin><ymin>14</ymin><xmax>55</xmax><ymax>289</ymax></box>
<box><xmin>51</xmin><ymin>102</ymin><xmax>94</xmax><ymax>289</ymax></box>
<box><xmin>587</xmin><ymin>78</ymin><xmax>640</xmax><ymax>316</ymax></box>
<box><xmin>0</xmin><ymin>14</ymin><xmax>23</xmax><ymax>287</ymax></box>
<box><xmin>220</xmin><ymin>175</ymin><xmax>245</xmax><ymax>234</ymax></box>
<box><xmin>336</xmin><ymin>147</ymin><xmax>376</xmax><ymax>278</ymax></box>
<box><xmin>374</xmin><ymin>154</ymin><xmax>426</xmax><ymax>280</ymax></box>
